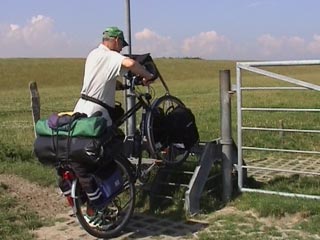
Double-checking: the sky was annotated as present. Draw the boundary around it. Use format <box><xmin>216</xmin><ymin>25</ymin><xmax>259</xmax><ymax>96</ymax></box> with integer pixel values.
<box><xmin>1</xmin><ymin>0</ymin><xmax>320</xmax><ymax>60</ymax></box>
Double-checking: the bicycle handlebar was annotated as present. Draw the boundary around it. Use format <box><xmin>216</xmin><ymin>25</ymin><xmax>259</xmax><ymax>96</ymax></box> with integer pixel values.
<box><xmin>123</xmin><ymin>56</ymin><xmax>159</xmax><ymax>86</ymax></box>
<box><xmin>144</xmin><ymin>62</ymin><xmax>159</xmax><ymax>81</ymax></box>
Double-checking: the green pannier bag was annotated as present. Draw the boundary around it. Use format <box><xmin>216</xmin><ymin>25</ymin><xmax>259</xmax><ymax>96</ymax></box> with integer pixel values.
<box><xmin>34</xmin><ymin>112</ymin><xmax>109</xmax><ymax>166</ymax></box>
<box><xmin>35</xmin><ymin>114</ymin><xmax>107</xmax><ymax>137</ymax></box>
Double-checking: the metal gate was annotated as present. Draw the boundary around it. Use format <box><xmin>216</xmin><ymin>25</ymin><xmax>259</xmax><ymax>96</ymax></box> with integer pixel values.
<box><xmin>236</xmin><ymin>60</ymin><xmax>320</xmax><ymax>199</ymax></box>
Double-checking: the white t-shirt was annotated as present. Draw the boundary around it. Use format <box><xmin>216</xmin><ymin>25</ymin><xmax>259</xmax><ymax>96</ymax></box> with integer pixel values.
<box><xmin>74</xmin><ymin>44</ymin><xmax>127</xmax><ymax>126</ymax></box>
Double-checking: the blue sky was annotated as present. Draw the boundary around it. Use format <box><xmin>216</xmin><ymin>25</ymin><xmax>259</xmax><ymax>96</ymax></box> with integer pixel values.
<box><xmin>1</xmin><ymin>0</ymin><xmax>320</xmax><ymax>60</ymax></box>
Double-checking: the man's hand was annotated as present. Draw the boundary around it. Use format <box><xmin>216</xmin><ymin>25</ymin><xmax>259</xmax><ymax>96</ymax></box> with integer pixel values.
<box><xmin>142</xmin><ymin>74</ymin><xmax>155</xmax><ymax>86</ymax></box>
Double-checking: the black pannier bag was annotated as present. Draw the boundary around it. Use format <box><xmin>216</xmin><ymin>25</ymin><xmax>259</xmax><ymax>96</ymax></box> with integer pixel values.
<box><xmin>166</xmin><ymin>106</ymin><xmax>199</xmax><ymax>149</ymax></box>
<box><xmin>34</xmin><ymin>112</ymin><xmax>108</xmax><ymax>166</ymax></box>
<box><xmin>34</xmin><ymin>136</ymin><xmax>104</xmax><ymax>165</ymax></box>
<box><xmin>151</xmin><ymin>107</ymin><xmax>168</xmax><ymax>149</ymax></box>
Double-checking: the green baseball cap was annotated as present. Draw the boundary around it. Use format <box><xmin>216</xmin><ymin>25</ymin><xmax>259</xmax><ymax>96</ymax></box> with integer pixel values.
<box><xmin>103</xmin><ymin>26</ymin><xmax>129</xmax><ymax>47</ymax></box>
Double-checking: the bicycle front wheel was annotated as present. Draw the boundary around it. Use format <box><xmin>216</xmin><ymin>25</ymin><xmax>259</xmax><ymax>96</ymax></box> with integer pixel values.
<box><xmin>73</xmin><ymin>156</ymin><xmax>136</xmax><ymax>239</ymax></box>
<box><xmin>145</xmin><ymin>94</ymin><xmax>190</xmax><ymax>165</ymax></box>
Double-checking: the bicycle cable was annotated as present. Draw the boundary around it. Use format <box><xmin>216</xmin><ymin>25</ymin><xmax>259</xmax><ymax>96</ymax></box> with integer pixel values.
<box><xmin>134</xmin><ymin>85</ymin><xmax>155</xmax><ymax>102</ymax></box>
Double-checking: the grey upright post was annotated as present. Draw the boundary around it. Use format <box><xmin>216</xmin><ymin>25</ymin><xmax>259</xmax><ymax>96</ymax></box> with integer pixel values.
<box><xmin>29</xmin><ymin>81</ymin><xmax>40</xmax><ymax>137</ymax></box>
<box><xmin>220</xmin><ymin>70</ymin><xmax>233</xmax><ymax>202</ymax></box>
<box><xmin>124</xmin><ymin>0</ymin><xmax>136</xmax><ymax>136</ymax></box>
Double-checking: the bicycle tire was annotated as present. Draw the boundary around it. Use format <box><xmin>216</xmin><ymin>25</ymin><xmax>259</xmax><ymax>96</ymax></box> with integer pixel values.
<box><xmin>73</xmin><ymin>155</ymin><xmax>136</xmax><ymax>239</ymax></box>
<box><xmin>145</xmin><ymin>94</ymin><xmax>190</xmax><ymax>165</ymax></box>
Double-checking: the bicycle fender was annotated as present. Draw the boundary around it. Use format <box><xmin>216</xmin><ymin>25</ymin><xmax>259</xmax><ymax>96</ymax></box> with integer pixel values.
<box><xmin>71</xmin><ymin>179</ymin><xmax>78</xmax><ymax>212</ymax></box>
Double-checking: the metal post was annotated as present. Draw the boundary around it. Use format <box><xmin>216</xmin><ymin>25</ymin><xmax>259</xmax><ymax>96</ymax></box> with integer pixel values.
<box><xmin>220</xmin><ymin>70</ymin><xmax>233</xmax><ymax>202</ymax></box>
<box><xmin>124</xmin><ymin>0</ymin><xmax>132</xmax><ymax>55</ymax></box>
<box><xmin>124</xmin><ymin>0</ymin><xmax>136</xmax><ymax>137</ymax></box>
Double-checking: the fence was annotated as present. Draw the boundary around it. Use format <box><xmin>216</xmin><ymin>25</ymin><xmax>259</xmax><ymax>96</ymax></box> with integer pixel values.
<box><xmin>236</xmin><ymin>60</ymin><xmax>320</xmax><ymax>199</ymax></box>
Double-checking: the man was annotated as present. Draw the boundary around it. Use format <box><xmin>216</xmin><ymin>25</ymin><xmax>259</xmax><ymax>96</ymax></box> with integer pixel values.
<box><xmin>74</xmin><ymin>26</ymin><xmax>154</xmax><ymax>126</ymax></box>
<box><xmin>70</xmin><ymin>27</ymin><xmax>155</xmax><ymax>211</ymax></box>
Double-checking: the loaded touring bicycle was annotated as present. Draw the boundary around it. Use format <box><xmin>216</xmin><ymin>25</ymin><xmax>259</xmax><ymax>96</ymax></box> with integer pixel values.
<box><xmin>34</xmin><ymin>54</ymin><xmax>199</xmax><ymax>238</ymax></box>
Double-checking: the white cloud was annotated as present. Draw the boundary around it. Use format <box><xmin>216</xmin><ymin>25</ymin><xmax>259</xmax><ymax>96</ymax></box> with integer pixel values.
<box><xmin>257</xmin><ymin>34</ymin><xmax>283</xmax><ymax>56</ymax></box>
<box><xmin>0</xmin><ymin>15</ymin><xmax>87</xmax><ymax>57</ymax></box>
<box><xmin>132</xmin><ymin>30</ymin><xmax>320</xmax><ymax>60</ymax></box>
<box><xmin>10</xmin><ymin>24</ymin><xmax>19</xmax><ymax>31</ymax></box>
<box><xmin>31</xmin><ymin>15</ymin><xmax>46</xmax><ymax>24</ymax></box>
<box><xmin>135</xmin><ymin>28</ymin><xmax>160</xmax><ymax>40</ymax></box>
<box><xmin>1</xmin><ymin>15</ymin><xmax>320</xmax><ymax>60</ymax></box>
<box><xmin>307</xmin><ymin>34</ymin><xmax>320</xmax><ymax>54</ymax></box>
<box><xmin>133</xmin><ymin>28</ymin><xmax>177</xmax><ymax>57</ymax></box>
<box><xmin>132</xmin><ymin>29</ymin><xmax>234</xmax><ymax>59</ymax></box>
<box><xmin>256</xmin><ymin>34</ymin><xmax>310</xmax><ymax>59</ymax></box>
<box><xmin>181</xmin><ymin>31</ymin><xmax>232</xmax><ymax>59</ymax></box>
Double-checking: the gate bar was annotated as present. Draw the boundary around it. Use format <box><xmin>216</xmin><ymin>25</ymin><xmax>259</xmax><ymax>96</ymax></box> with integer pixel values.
<box><xmin>238</xmin><ymin>64</ymin><xmax>320</xmax><ymax>91</ymax></box>
<box><xmin>242</xmin><ymin>188</ymin><xmax>320</xmax><ymax>200</ymax></box>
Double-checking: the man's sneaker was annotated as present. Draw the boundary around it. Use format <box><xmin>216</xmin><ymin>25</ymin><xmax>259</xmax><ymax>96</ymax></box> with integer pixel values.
<box><xmin>84</xmin><ymin>212</ymin><xmax>103</xmax><ymax>226</ymax></box>
<box><xmin>84</xmin><ymin>207</ymin><xmax>112</xmax><ymax>230</ymax></box>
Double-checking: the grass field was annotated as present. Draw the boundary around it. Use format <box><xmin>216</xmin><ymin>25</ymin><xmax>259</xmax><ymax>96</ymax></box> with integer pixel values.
<box><xmin>0</xmin><ymin>58</ymin><xmax>319</xmax><ymax>239</ymax></box>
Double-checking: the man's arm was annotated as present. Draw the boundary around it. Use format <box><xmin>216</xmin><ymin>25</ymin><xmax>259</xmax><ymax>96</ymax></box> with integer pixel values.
<box><xmin>121</xmin><ymin>58</ymin><xmax>154</xmax><ymax>85</ymax></box>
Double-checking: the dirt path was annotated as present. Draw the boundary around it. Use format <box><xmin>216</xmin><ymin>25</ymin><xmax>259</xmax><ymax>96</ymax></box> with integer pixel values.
<box><xmin>2</xmin><ymin>173</ymin><xmax>319</xmax><ymax>240</ymax></box>
<box><xmin>0</xmin><ymin>174</ymin><xmax>98</xmax><ymax>239</ymax></box>
<box><xmin>0</xmin><ymin>174</ymin><xmax>206</xmax><ymax>240</ymax></box>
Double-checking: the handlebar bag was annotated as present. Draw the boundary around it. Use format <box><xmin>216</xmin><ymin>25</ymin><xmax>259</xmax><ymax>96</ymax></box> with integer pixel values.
<box><xmin>34</xmin><ymin>112</ymin><xmax>109</xmax><ymax>166</ymax></box>
<box><xmin>165</xmin><ymin>106</ymin><xmax>199</xmax><ymax>150</ymax></box>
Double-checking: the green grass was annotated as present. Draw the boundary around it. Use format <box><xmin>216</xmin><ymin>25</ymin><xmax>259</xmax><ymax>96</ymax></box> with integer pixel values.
<box><xmin>0</xmin><ymin>160</ymin><xmax>57</xmax><ymax>187</ymax></box>
<box><xmin>0</xmin><ymin>184</ymin><xmax>48</xmax><ymax>240</ymax></box>
<box><xmin>196</xmin><ymin>176</ymin><xmax>320</xmax><ymax>239</ymax></box>
<box><xmin>0</xmin><ymin>58</ymin><xmax>319</xmax><ymax>239</ymax></box>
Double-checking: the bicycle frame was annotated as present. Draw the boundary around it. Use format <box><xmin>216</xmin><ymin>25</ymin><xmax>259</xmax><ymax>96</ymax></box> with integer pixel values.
<box><xmin>113</xmin><ymin>83</ymin><xmax>155</xmax><ymax>181</ymax></box>
<box><xmin>115</xmin><ymin>92</ymin><xmax>151</xmax><ymax>127</ymax></box>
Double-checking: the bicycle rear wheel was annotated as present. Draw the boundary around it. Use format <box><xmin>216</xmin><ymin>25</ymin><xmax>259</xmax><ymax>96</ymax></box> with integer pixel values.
<box><xmin>145</xmin><ymin>94</ymin><xmax>190</xmax><ymax>165</ymax></box>
<box><xmin>73</xmin><ymin>156</ymin><xmax>135</xmax><ymax>239</ymax></box>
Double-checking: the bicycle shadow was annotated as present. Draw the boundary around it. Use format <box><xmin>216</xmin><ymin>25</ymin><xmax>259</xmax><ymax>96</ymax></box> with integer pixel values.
<box><xmin>114</xmin><ymin>213</ymin><xmax>208</xmax><ymax>239</ymax></box>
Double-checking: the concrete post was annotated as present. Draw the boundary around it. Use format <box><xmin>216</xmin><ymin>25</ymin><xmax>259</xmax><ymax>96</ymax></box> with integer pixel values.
<box><xmin>220</xmin><ymin>70</ymin><xmax>233</xmax><ymax>202</ymax></box>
